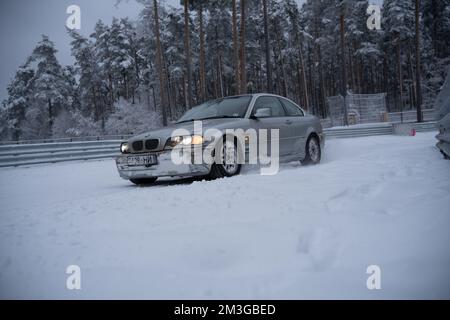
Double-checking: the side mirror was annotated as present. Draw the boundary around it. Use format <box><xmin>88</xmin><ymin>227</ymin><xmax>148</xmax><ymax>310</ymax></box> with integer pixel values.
<box><xmin>253</xmin><ymin>108</ymin><xmax>271</xmax><ymax>118</ymax></box>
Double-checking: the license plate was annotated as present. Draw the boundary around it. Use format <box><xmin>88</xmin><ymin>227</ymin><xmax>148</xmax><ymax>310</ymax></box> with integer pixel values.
<box><xmin>127</xmin><ymin>155</ymin><xmax>158</xmax><ymax>166</ymax></box>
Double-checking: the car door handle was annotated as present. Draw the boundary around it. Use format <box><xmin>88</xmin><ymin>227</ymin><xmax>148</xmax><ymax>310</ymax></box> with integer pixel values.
<box><xmin>285</xmin><ymin>120</ymin><xmax>293</xmax><ymax>125</ymax></box>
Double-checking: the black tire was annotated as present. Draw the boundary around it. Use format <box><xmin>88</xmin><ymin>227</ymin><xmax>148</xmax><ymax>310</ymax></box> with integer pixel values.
<box><xmin>302</xmin><ymin>135</ymin><xmax>321</xmax><ymax>165</ymax></box>
<box><xmin>130</xmin><ymin>177</ymin><xmax>158</xmax><ymax>185</ymax></box>
<box><xmin>208</xmin><ymin>139</ymin><xmax>242</xmax><ymax>179</ymax></box>
<box><xmin>207</xmin><ymin>163</ymin><xmax>225</xmax><ymax>180</ymax></box>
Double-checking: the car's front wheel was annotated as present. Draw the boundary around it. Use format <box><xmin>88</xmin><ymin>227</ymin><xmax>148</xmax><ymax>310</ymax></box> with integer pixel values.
<box><xmin>302</xmin><ymin>135</ymin><xmax>321</xmax><ymax>165</ymax></box>
<box><xmin>209</xmin><ymin>140</ymin><xmax>241</xmax><ymax>179</ymax></box>
<box><xmin>130</xmin><ymin>177</ymin><xmax>158</xmax><ymax>185</ymax></box>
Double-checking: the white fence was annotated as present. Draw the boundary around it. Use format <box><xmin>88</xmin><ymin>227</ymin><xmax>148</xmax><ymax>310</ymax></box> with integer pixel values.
<box><xmin>0</xmin><ymin>122</ymin><xmax>438</xmax><ymax>168</ymax></box>
<box><xmin>327</xmin><ymin>93</ymin><xmax>388</xmax><ymax>126</ymax></box>
<box><xmin>327</xmin><ymin>91</ymin><xmax>436</xmax><ymax>127</ymax></box>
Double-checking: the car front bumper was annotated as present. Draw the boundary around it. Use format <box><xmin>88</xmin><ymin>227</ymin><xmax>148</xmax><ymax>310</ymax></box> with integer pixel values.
<box><xmin>116</xmin><ymin>150</ymin><xmax>211</xmax><ymax>180</ymax></box>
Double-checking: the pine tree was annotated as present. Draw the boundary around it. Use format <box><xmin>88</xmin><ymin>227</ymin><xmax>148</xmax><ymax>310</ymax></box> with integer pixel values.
<box><xmin>422</xmin><ymin>0</ymin><xmax>450</xmax><ymax>59</ymax></box>
<box><xmin>284</xmin><ymin>0</ymin><xmax>309</xmax><ymax>109</ymax></box>
<box><xmin>69</xmin><ymin>29</ymin><xmax>103</xmax><ymax>121</ymax></box>
<box><xmin>22</xmin><ymin>36</ymin><xmax>70</xmax><ymax>139</ymax></box>
<box><xmin>421</xmin><ymin>0</ymin><xmax>450</xmax><ymax>108</ymax></box>
<box><xmin>205</xmin><ymin>0</ymin><xmax>233</xmax><ymax>98</ymax></box>
<box><xmin>2</xmin><ymin>64</ymin><xmax>34</xmax><ymax>140</ymax></box>
<box><xmin>109</xmin><ymin>18</ymin><xmax>136</xmax><ymax>102</ymax></box>
<box><xmin>165</xmin><ymin>7</ymin><xmax>188</xmax><ymax>113</ymax></box>
<box><xmin>90</xmin><ymin>20</ymin><xmax>115</xmax><ymax>129</ymax></box>
<box><xmin>382</xmin><ymin>0</ymin><xmax>416</xmax><ymax>112</ymax></box>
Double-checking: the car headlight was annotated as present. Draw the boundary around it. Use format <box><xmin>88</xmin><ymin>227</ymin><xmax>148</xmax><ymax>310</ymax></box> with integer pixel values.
<box><xmin>167</xmin><ymin>135</ymin><xmax>206</xmax><ymax>148</ymax></box>
<box><xmin>120</xmin><ymin>142</ymin><xmax>130</xmax><ymax>154</ymax></box>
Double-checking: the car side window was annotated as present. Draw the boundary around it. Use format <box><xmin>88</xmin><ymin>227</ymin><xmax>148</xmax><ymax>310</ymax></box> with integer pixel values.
<box><xmin>252</xmin><ymin>96</ymin><xmax>286</xmax><ymax>117</ymax></box>
<box><xmin>280</xmin><ymin>98</ymin><xmax>304</xmax><ymax>117</ymax></box>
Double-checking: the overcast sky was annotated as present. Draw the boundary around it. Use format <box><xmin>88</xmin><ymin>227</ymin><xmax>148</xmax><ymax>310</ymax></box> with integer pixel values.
<box><xmin>0</xmin><ymin>0</ymin><xmax>181</xmax><ymax>101</ymax></box>
<box><xmin>0</xmin><ymin>0</ymin><xmax>381</xmax><ymax>102</ymax></box>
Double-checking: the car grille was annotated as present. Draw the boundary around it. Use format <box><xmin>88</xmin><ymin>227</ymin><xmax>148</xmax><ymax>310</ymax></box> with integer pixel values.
<box><xmin>145</xmin><ymin>139</ymin><xmax>159</xmax><ymax>151</ymax></box>
<box><xmin>132</xmin><ymin>141</ymin><xmax>144</xmax><ymax>152</ymax></box>
<box><xmin>131</xmin><ymin>139</ymin><xmax>159</xmax><ymax>153</ymax></box>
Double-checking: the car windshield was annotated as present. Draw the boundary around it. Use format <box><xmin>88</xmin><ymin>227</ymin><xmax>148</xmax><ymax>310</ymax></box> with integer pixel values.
<box><xmin>177</xmin><ymin>96</ymin><xmax>252</xmax><ymax>123</ymax></box>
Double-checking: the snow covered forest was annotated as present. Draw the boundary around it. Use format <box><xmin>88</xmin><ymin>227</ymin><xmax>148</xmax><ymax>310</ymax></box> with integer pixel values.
<box><xmin>0</xmin><ymin>0</ymin><xmax>449</xmax><ymax>141</ymax></box>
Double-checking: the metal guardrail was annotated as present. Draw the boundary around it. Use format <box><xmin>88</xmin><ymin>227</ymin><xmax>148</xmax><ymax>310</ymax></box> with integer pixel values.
<box><xmin>0</xmin><ymin>135</ymin><xmax>133</xmax><ymax>146</ymax></box>
<box><xmin>0</xmin><ymin>122</ymin><xmax>438</xmax><ymax>168</ymax></box>
<box><xmin>324</xmin><ymin>121</ymin><xmax>438</xmax><ymax>139</ymax></box>
<box><xmin>0</xmin><ymin>140</ymin><xmax>122</xmax><ymax>168</ymax></box>
<box><xmin>321</xmin><ymin>109</ymin><xmax>436</xmax><ymax>129</ymax></box>
<box><xmin>411</xmin><ymin>121</ymin><xmax>439</xmax><ymax>133</ymax></box>
<box><xmin>387</xmin><ymin>109</ymin><xmax>436</xmax><ymax>123</ymax></box>
<box><xmin>324</xmin><ymin>123</ymin><xmax>394</xmax><ymax>138</ymax></box>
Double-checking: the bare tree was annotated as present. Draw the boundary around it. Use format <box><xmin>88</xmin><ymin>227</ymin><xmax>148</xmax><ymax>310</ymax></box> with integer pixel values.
<box><xmin>153</xmin><ymin>0</ymin><xmax>168</xmax><ymax>126</ymax></box>
<box><xmin>339</xmin><ymin>7</ymin><xmax>349</xmax><ymax>126</ymax></box>
<box><xmin>262</xmin><ymin>0</ymin><xmax>272</xmax><ymax>93</ymax></box>
<box><xmin>396</xmin><ymin>40</ymin><xmax>404</xmax><ymax>121</ymax></box>
<box><xmin>286</xmin><ymin>4</ymin><xmax>309</xmax><ymax>110</ymax></box>
<box><xmin>239</xmin><ymin>0</ymin><xmax>247</xmax><ymax>94</ymax></box>
<box><xmin>183</xmin><ymin>0</ymin><xmax>193</xmax><ymax>109</ymax></box>
<box><xmin>198</xmin><ymin>1</ymin><xmax>206</xmax><ymax>102</ymax></box>
<box><xmin>232</xmin><ymin>0</ymin><xmax>240</xmax><ymax>94</ymax></box>
<box><xmin>415</xmin><ymin>0</ymin><xmax>423</xmax><ymax>122</ymax></box>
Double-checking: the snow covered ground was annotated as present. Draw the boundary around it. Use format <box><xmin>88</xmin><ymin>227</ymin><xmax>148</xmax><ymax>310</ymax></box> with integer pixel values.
<box><xmin>0</xmin><ymin>132</ymin><xmax>449</xmax><ymax>299</ymax></box>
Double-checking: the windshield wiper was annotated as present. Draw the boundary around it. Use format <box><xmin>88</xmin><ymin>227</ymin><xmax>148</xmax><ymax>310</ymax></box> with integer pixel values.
<box><xmin>176</xmin><ymin>118</ymin><xmax>197</xmax><ymax>124</ymax></box>
<box><xmin>198</xmin><ymin>115</ymin><xmax>241</xmax><ymax>121</ymax></box>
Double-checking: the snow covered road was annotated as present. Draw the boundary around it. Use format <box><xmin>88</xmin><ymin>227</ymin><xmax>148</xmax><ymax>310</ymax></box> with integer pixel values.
<box><xmin>0</xmin><ymin>132</ymin><xmax>449</xmax><ymax>299</ymax></box>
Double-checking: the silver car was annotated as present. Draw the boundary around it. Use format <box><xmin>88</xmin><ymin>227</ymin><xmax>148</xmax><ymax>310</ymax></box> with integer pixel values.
<box><xmin>116</xmin><ymin>93</ymin><xmax>324</xmax><ymax>185</ymax></box>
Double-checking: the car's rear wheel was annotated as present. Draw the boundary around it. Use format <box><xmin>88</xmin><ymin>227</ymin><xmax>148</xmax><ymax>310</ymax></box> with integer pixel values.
<box><xmin>130</xmin><ymin>177</ymin><xmax>158</xmax><ymax>185</ymax></box>
<box><xmin>209</xmin><ymin>139</ymin><xmax>241</xmax><ymax>179</ymax></box>
<box><xmin>302</xmin><ymin>135</ymin><xmax>321</xmax><ymax>165</ymax></box>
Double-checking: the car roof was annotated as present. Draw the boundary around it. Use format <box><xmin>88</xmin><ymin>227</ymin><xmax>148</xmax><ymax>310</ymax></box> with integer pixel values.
<box><xmin>222</xmin><ymin>93</ymin><xmax>285</xmax><ymax>99</ymax></box>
